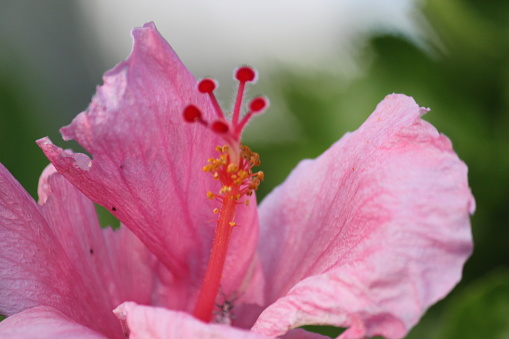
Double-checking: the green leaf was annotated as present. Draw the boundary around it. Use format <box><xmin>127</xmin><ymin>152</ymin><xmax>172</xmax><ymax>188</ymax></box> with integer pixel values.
<box><xmin>300</xmin><ymin>325</ymin><xmax>346</xmax><ymax>338</ymax></box>
<box><xmin>437</xmin><ymin>269</ymin><xmax>509</xmax><ymax>339</ymax></box>
<box><xmin>95</xmin><ymin>203</ymin><xmax>120</xmax><ymax>229</ymax></box>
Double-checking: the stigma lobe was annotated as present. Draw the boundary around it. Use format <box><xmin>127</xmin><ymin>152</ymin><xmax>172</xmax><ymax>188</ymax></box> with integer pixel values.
<box><xmin>182</xmin><ymin>66</ymin><xmax>268</xmax><ymax>162</ymax></box>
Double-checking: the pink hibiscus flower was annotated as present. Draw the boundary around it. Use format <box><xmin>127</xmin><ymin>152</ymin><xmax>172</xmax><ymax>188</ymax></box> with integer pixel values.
<box><xmin>0</xmin><ymin>22</ymin><xmax>474</xmax><ymax>339</ymax></box>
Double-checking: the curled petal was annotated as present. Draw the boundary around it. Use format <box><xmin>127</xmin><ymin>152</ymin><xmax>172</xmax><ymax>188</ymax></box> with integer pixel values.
<box><xmin>0</xmin><ymin>306</ymin><xmax>106</xmax><ymax>338</ymax></box>
<box><xmin>38</xmin><ymin>22</ymin><xmax>261</xmax><ymax>310</ymax></box>
<box><xmin>114</xmin><ymin>302</ymin><xmax>270</xmax><ymax>339</ymax></box>
<box><xmin>253</xmin><ymin>94</ymin><xmax>474</xmax><ymax>338</ymax></box>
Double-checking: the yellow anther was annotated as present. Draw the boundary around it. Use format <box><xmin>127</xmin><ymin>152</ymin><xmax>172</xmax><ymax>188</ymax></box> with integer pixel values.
<box><xmin>213</xmin><ymin>208</ymin><xmax>219</xmax><ymax>214</ymax></box>
<box><xmin>238</xmin><ymin>170</ymin><xmax>248</xmax><ymax>179</ymax></box>
<box><xmin>249</xmin><ymin>178</ymin><xmax>261</xmax><ymax>190</ymax></box>
<box><xmin>250</xmin><ymin>156</ymin><xmax>260</xmax><ymax>166</ymax></box>
<box><xmin>204</xmin><ymin>144</ymin><xmax>263</xmax><ymax>202</ymax></box>
<box><xmin>229</xmin><ymin>222</ymin><xmax>236</xmax><ymax>227</ymax></box>
<box><xmin>227</xmin><ymin>163</ymin><xmax>239</xmax><ymax>173</ymax></box>
<box><xmin>257</xmin><ymin>171</ymin><xmax>264</xmax><ymax>181</ymax></box>
<box><xmin>220</xmin><ymin>186</ymin><xmax>232</xmax><ymax>194</ymax></box>
<box><xmin>244</xmin><ymin>199</ymin><xmax>250</xmax><ymax>206</ymax></box>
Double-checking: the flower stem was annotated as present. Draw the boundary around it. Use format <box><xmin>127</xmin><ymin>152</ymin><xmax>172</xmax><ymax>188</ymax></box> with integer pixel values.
<box><xmin>193</xmin><ymin>195</ymin><xmax>237</xmax><ymax>322</ymax></box>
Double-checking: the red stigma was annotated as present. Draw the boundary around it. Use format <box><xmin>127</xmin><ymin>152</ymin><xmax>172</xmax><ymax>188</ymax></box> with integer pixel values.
<box><xmin>183</xmin><ymin>105</ymin><xmax>203</xmax><ymax>123</ymax></box>
<box><xmin>235</xmin><ymin>67</ymin><xmax>256</xmax><ymax>82</ymax></box>
<box><xmin>198</xmin><ymin>79</ymin><xmax>217</xmax><ymax>93</ymax></box>
<box><xmin>249</xmin><ymin>97</ymin><xmax>268</xmax><ymax>112</ymax></box>
<box><xmin>182</xmin><ymin>66</ymin><xmax>268</xmax><ymax>161</ymax></box>
<box><xmin>211</xmin><ymin>121</ymin><xmax>229</xmax><ymax>134</ymax></box>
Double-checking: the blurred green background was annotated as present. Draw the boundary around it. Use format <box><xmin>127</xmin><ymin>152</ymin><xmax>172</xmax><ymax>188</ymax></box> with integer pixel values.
<box><xmin>1</xmin><ymin>0</ymin><xmax>508</xmax><ymax>338</ymax></box>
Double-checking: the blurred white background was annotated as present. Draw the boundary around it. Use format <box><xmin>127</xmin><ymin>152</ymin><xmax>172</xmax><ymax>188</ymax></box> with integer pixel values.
<box><xmin>0</xmin><ymin>0</ymin><xmax>430</xmax><ymax>191</ymax></box>
<box><xmin>79</xmin><ymin>0</ymin><xmax>429</xmax><ymax>78</ymax></box>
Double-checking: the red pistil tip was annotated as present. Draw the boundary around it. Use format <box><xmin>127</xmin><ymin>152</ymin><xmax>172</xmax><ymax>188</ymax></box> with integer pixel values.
<box><xmin>235</xmin><ymin>66</ymin><xmax>256</xmax><ymax>83</ymax></box>
<box><xmin>183</xmin><ymin>66</ymin><xmax>267</xmax><ymax>160</ymax></box>
<box><xmin>183</xmin><ymin>105</ymin><xmax>203</xmax><ymax>122</ymax></box>
<box><xmin>211</xmin><ymin>120</ymin><xmax>229</xmax><ymax>134</ymax></box>
<box><xmin>249</xmin><ymin>97</ymin><xmax>268</xmax><ymax>113</ymax></box>
<box><xmin>198</xmin><ymin>78</ymin><xmax>217</xmax><ymax>93</ymax></box>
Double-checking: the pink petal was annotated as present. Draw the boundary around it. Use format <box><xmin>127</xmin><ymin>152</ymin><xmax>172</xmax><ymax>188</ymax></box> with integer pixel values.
<box><xmin>37</xmin><ymin>22</ymin><xmax>261</xmax><ymax>309</ymax></box>
<box><xmin>114</xmin><ymin>302</ymin><xmax>270</xmax><ymax>339</ymax></box>
<box><xmin>0</xmin><ymin>306</ymin><xmax>106</xmax><ymax>338</ymax></box>
<box><xmin>252</xmin><ymin>94</ymin><xmax>474</xmax><ymax>338</ymax></box>
<box><xmin>0</xmin><ymin>164</ymin><xmax>153</xmax><ymax>338</ymax></box>
<box><xmin>38</xmin><ymin>165</ymin><xmax>156</xmax><ymax>307</ymax></box>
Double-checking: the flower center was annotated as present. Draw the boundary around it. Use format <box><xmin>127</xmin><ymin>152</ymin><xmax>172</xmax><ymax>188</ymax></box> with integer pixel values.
<box><xmin>183</xmin><ymin>66</ymin><xmax>266</xmax><ymax>323</ymax></box>
<box><xmin>204</xmin><ymin>145</ymin><xmax>263</xmax><ymax>204</ymax></box>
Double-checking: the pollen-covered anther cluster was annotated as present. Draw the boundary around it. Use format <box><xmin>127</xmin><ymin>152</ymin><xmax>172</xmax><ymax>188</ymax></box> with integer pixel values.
<box><xmin>203</xmin><ymin>145</ymin><xmax>263</xmax><ymax>203</ymax></box>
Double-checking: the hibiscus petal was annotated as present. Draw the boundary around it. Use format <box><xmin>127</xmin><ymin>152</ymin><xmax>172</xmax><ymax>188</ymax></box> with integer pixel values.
<box><xmin>114</xmin><ymin>302</ymin><xmax>270</xmax><ymax>339</ymax></box>
<box><xmin>37</xmin><ymin>22</ymin><xmax>260</xmax><ymax>309</ymax></box>
<box><xmin>252</xmin><ymin>94</ymin><xmax>474</xmax><ymax>338</ymax></box>
<box><xmin>0</xmin><ymin>306</ymin><xmax>106</xmax><ymax>338</ymax></box>
<box><xmin>38</xmin><ymin>165</ymin><xmax>155</xmax><ymax>308</ymax></box>
<box><xmin>0</xmin><ymin>164</ymin><xmax>153</xmax><ymax>338</ymax></box>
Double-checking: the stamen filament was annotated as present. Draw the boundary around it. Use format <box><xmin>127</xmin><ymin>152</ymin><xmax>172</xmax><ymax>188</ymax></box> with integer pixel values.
<box><xmin>193</xmin><ymin>190</ymin><xmax>238</xmax><ymax>322</ymax></box>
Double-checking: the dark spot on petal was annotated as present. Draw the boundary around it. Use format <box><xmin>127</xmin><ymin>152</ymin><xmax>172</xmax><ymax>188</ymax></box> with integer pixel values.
<box><xmin>112</xmin><ymin>206</ymin><xmax>117</xmax><ymax>212</ymax></box>
<box><xmin>89</xmin><ymin>248</ymin><xmax>94</xmax><ymax>255</ymax></box>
